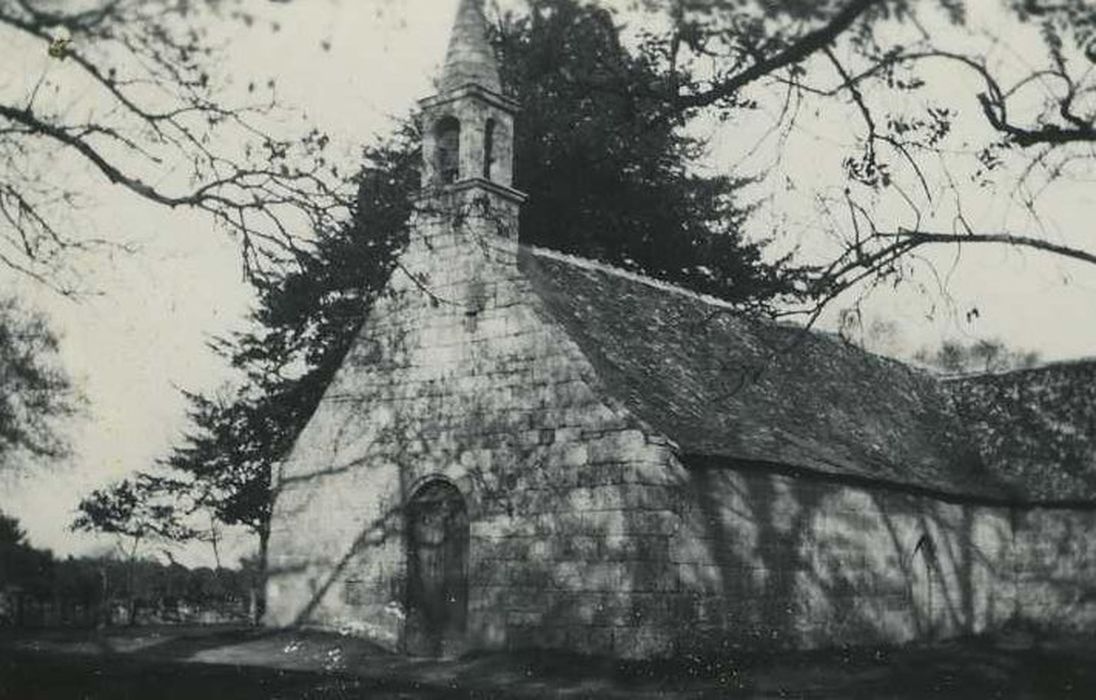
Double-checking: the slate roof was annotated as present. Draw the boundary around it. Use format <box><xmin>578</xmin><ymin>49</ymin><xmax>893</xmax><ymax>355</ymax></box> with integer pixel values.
<box><xmin>946</xmin><ymin>361</ymin><xmax>1096</xmax><ymax>502</ymax></box>
<box><xmin>520</xmin><ymin>246</ymin><xmax>1096</xmax><ymax>504</ymax></box>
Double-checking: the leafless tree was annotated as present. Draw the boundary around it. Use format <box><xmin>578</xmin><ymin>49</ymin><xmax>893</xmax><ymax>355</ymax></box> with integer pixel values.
<box><xmin>0</xmin><ymin>0</ymin><xmax>351</xmax><ymax>291</ymax></box>
<box><xmin>631</xmin><ymin>0</ymin><xmax>1096</xmax><ymax>313</ymax></box>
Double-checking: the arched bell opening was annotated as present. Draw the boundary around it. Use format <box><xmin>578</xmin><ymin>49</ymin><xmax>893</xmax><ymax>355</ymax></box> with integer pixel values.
<box><xmin>433</xmin><ymin>116</ymin><xmax>461</xmax><ymax>185</ymax></box>
<box><xmin>483</xmin><ymin>118</ymin><xmax>498</xmax><ymax>180</ymax></box>
<box><xmin>403</xmin><ymin>478</ymin><xmax>469</xmax><ymax>657</ymax></box>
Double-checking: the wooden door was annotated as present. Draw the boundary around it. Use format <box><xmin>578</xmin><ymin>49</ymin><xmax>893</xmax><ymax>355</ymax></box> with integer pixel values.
<box><xmin>405</xmin><ymin>480</ymin><xmax>468</xmax><ymax>656</ymax></box>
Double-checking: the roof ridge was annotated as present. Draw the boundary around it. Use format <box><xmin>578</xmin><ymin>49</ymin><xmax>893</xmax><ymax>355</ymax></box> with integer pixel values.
<box><xmin>941</xmin><ymin>355</ymin><xmax>1096</xmax><ymax>381</ymax></box>
<box><xmin>520</xmin><ymin>244</ymin><xmax>1015</xmax><ymax>500</ymax></box>
<box><xmin>522</xmin><ymin>244</ymin><xmax>944</xmax><ymax>378</ymax></box>
<box><xmin>522</xmin><ymin>244</ymin><xmax>747</xmax><ymax>314</ymax></box>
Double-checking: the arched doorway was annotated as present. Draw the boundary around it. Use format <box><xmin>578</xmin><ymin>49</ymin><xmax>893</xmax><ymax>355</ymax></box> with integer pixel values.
<box><xmin>404</xmin><ymin>479</ymin><xmax>469</xmax><ymax>656</ymax></box>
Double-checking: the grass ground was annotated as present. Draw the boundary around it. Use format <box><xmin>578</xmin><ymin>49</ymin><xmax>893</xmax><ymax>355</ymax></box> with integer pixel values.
<box><xmin>1</xmin><ymin>625</ymin><xmax>1095</xmax><ymax>698</ymax></box>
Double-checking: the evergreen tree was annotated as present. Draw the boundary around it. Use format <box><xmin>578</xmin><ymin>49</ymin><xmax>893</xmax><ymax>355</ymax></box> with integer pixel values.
<box><xmin>500</xmin><ymin>0</ymin><xmax>799</xmax><ymax>303</ymax></box>
<box><xmin>0</xmin><ymin>297</ymin><xmax>76</xmax><ymax>469</ymax></box>
<box><xmin>156</xmin><ymin>129</ymin><xmax>420</xmax><ymax>618</ymax></box>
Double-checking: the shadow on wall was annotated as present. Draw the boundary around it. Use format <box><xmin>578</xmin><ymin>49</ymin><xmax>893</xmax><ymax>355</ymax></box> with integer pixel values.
<box><xmin>264</xmin><ymin>373</ymin><xmax>1096</xmax><ymax>659</ymax></box>
<box><xmin>265</xmin><ymin>424</ymin><xmax>1096</xmax><ymax>659</ymax></box>
<box><xmin>260</xmin><ymin>193</ymin><xmax>1096</xmax><ymax>657</ymax></box>
<box><xmin>263</xmin><ymin>395</ymin><xmax>689</xmax><ymax>658</ymax></box>
<box><xmin>263</xmin><ymin>453</ymin><xmax>406</xmax><ymax>648</ymax></box>
<box><xmin>682</xmin><ymin>463</ymin><xmax>1096</xmax><ymax>653</ymax></box>
<box><xmin>261</xmin><ymin>227</ymin><xmax>698</xmax><ymax>657</ymax></box>
<box><xmin>265</xmin><ymin>448</ymin><xmax>664</xmax><ymax>656</ymax></box>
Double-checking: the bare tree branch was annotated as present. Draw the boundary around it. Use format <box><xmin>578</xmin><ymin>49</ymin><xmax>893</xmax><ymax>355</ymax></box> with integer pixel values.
<box><xmin>0</xmin><ymin>0</ymin><xmax>353</xmax><ymax>286</ymax></box>
<box><xmin>672</xmin><ymin>0</ymin><xmax>886</xmax><ymax>110</ymax></box>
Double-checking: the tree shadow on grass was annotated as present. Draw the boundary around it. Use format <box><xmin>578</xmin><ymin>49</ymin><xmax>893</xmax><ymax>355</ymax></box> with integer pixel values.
<box><xmin>0</xmin><ymin>647</ymin><xmax>469</xmax><ymax>700</ymax></box>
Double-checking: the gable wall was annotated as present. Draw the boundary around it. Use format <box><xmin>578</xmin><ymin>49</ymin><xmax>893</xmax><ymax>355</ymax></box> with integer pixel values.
<box><xmin>263</xmin><ymin>192</ymin><xmax>688</xmax><ymax>655</ymax></box>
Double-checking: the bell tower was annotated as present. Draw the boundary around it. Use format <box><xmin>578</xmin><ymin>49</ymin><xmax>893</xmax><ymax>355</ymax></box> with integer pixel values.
<box><xmin>419</xmin><ymin>0</ymin><xmax>525</xmax><ymax>236</ymax></box>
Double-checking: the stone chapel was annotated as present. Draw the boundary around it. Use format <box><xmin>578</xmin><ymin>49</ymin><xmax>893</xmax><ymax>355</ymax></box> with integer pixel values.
<box><xmin>264</xmin><ymin>0</ymin><xmax>1096</xmax><ymax>658</ymax></box>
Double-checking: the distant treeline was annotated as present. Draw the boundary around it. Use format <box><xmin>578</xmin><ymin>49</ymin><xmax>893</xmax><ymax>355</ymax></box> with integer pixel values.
<box><xmin>1</xmin><ymin>511</ymin><xmax>253</xmax><ymax>628</ymax></box>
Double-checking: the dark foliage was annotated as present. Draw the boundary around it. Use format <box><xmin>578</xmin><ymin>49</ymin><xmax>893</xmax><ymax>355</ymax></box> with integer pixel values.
<box><xmin>0</xmin><ymin>297</ymin><xmax>75</xmax><ymax>467</ymax></box>
<box><xmin>914</xmin><ymin>338</ymin><xmax>1041</xmax><ymax>375</ymax></box>
<box><xmin>72</xmin><ymin>475</ymin><xmax>195</xmax><ymax>546</ymax></box>
<box><xmin>0</xmin><ymin>510</ymin><xmax>51</xmax><ymax>598</ymax></box>
<box><xmin>0</xmin><ymin>511</ymin><xmax>26</xmax><ymax>547</ymax></box>
<box><xmin>3</xmin><ymin>511</ymin><xmax>252</xmax><ymax>627</ymax></box>
<box><xmin>499</xmin><ymin>0</ymin><xmax>802</xmax><ymax>304</ymax></box>
<box><xmin>159</xmin><ymin>124</ymin><xmax>422</xmax><ymax>559</ymax></box>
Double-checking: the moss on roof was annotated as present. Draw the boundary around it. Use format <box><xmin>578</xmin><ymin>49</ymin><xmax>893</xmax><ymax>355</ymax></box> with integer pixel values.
<box><xmin>946</xmin><ymin>361</ymin><xmax>1096</xmax><ymax>502</ymax></box>
<box><xmin>520</xmin><ymin>247</ymin><xmax>1096</xmax><ymax>503</ymax></box>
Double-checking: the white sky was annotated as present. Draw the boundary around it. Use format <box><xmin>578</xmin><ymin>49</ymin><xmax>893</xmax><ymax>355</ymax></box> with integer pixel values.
<box><xmin>1</xmin><ymin>0</ymin><xmax>1094</xmax><ymax>563</ymax></box>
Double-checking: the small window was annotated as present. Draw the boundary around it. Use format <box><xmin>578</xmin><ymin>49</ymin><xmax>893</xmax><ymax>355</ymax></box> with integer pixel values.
<box><xmin>434</xmin><ymin>116</ymin><xmax>461</xmax><ymax>184</ymax></box>
<box><xmin>483</xmin><ymin>119</ymin><xmax>497</xmax><ymax>180</ymax></box>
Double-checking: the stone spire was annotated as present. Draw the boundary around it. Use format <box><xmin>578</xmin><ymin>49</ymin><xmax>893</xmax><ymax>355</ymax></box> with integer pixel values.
<box><xmin>419</xmin><ymin>0</ymin><xmax>524</xmax><ymax>219</ymax></box>
<box><xmin>440</xmin><ymin>0</ymin><xmax>501</xmax><ymax>94</ymax></box>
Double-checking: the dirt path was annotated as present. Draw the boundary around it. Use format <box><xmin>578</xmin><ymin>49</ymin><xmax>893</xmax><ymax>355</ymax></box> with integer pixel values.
<box><xmin>2</xmin><ymin>626</ymin><xmax>1094</xmax><ymax>698</ymax></box>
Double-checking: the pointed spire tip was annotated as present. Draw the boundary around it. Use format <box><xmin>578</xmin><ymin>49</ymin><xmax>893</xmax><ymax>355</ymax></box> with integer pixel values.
<box><xmin>440</xmin><ymin>0</ymin><xmax>501</xmax><ymax>94</ymax></box>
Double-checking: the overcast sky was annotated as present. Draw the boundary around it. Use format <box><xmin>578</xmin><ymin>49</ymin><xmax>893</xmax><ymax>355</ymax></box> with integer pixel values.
<box><xmin>2</xmin><ymin>0</ymin><xmax>1094</xmax><ymax>563</ymax></box>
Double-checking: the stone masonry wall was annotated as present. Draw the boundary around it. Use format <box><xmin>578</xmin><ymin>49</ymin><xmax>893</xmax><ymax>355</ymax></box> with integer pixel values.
<box><xmin>264</xmin><ymin>188</ymin><xmax>1096</xmax><ymax>658</ymax></box>
<box><xmin>670</xmin><ymin>465</ymin><xmax>1096</xmax><ymax>653</ymax></box>
<box><xmin>1010</xmin><ymin>507</ymin><xmax>1096</xmax><ymax>632</ymax></box>
<box><xmin>264</xmin><ymin>189</ymin><xmax>686</xmax><ymax>657</ymax></box>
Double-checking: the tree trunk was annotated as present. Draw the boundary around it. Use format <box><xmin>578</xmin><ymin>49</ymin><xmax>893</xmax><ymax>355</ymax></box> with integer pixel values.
<box><xmin>126</xmin><ymin>535</ymin><xmax>141</xmax><ymax>627</ymax></box>
<box><xmin>209</xmin><ymin>514</ymin><xmax>222</xmax><ymax>571</ymax></box>
<box><xmin>251</xmin><ymin>526</ymin><xmax>269</xmax><ymax>626</ymax></box>
<box><xmin>97</xmin><ymin>565</ymin><xmax>108</xmax><ymax>628</ymax></box>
